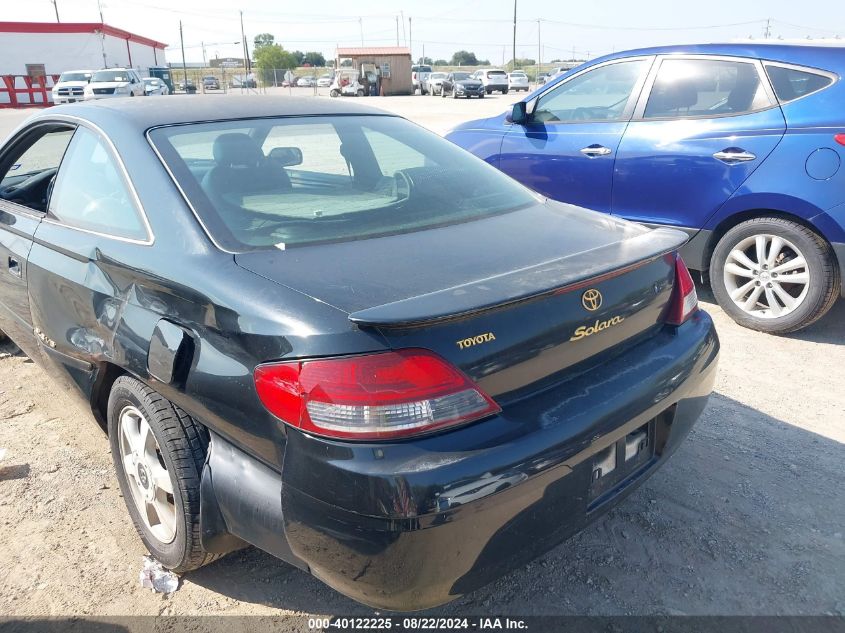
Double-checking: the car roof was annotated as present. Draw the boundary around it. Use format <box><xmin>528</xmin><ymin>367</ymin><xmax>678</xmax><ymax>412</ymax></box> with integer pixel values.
<box><xmin>30</xmin><ymin>96</ymin><xmax>396</xmax><ymax>134</ymax></box>
<box><xmin>591</xmin><ymin>42</ymin><xmax>845</xmax><ymax>69</ymax></box>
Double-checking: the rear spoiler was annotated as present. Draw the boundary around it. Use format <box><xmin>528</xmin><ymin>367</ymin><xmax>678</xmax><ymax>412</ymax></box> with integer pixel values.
<box><xmin>348</xmin><ymin>227</ymin><xmax>689</xmax><ymax>328</ymax></box>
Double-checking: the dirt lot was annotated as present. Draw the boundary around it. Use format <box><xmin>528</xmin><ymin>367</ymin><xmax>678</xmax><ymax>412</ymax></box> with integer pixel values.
<box><xmin>0</xmin><ymin>96</ymin><xmax>844</xmax><ymax>618</ymax></box>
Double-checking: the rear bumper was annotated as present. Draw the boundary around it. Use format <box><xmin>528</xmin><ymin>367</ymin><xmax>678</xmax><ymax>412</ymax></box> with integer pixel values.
<box><xmin>277</xmin><ymin>311</ymin><xmax>719</xmax><ymax>610</ymax></box>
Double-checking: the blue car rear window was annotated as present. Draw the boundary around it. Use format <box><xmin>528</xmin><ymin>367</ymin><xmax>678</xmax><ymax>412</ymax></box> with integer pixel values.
<box><xmin>765</xmin><ymin>64</ymin><xmax>834</xmax><ymax>103</ymax></box>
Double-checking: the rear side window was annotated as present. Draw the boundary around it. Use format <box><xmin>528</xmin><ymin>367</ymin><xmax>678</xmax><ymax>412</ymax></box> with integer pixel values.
<box><xmin>765</xmin><ymin>64</ymin><xmax>834</xmax><ymax>103</ymax></box>
<box><xmin>644</xmin><ymin>58</ymin><xmax>773</xmax><ymax>119</ymax></box>
<box><xmin>49</xmin><ymin>127</ymin><xmax>147</xmax><ymax>241</ymax></box>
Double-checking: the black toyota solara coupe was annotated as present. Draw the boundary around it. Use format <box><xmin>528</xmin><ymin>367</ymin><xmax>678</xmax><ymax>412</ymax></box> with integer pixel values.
<box><xmin>0</xmin><ymin>97</ymin><xmax>719</xmax><ymax>610</ymax></box>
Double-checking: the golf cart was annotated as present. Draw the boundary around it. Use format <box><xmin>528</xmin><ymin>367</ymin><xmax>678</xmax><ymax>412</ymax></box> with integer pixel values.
<box><xmin>329</xmin><ymin>69</ymin><xmax>365</xmax><ymax>97</ymax></box>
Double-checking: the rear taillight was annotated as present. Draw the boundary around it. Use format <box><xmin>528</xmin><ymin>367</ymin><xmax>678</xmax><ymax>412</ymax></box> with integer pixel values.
<box><xmin>835</xmin><ymin>134</ymin><xmax>845</xmax><ymax>146</ymax></box>
<box><xmin>665</xmin><ymin>254</ymin><xmax>698</xmax><ymax>326</ymax></box>
<box><xmin>254</xmin><ymin>349</ymin><xmax>500</xmax><ymax>440</ymax></box>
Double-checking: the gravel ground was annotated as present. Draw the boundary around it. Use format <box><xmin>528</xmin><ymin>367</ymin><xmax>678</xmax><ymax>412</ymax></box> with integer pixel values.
<box><xmin>0</xmin><ymin>96</ymin><xmax>843</xmax><ymax>618</ymax></box>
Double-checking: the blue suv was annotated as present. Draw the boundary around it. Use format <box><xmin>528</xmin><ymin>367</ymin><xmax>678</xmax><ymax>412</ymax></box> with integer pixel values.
<box><xmin>447</xmin><ymin>44</ymin><xmax>845</xmax><ymax>333</ymax></box>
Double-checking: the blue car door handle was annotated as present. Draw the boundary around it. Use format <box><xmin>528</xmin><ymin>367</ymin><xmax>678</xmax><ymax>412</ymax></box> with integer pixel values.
<box><xmin>713</xmin><ymin>148</ymin><xmax>757</xmax><ymax>164</ymax></box>
<box><xmin>580</xmin><ymin>144</ymin><xmax>613</xmax><ymax>158</ymax></box>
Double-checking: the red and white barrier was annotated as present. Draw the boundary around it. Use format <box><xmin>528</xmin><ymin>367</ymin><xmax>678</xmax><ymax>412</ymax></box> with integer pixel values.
<box><xmin>0</xmin><ymin>74</ymin><xmax>60</xmax><ymax>108</ymax></box>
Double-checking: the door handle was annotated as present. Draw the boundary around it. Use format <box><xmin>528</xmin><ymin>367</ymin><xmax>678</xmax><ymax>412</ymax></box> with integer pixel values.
<box><xmin>8</xmin><ymin>256</ymin><xmax>21</xmax><ymax>277</ymax></box>
<box><xmin>713</xmin><ymin>148</ymin><xmax>757</xmax><ymax>164</ymax></box>
<box><xmin>580</xmin><ymin>144</ymin><xmax>613</xmax><ymax>158</ymax></box>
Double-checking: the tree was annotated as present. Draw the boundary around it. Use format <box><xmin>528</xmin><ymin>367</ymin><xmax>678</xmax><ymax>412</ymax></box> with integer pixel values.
<box><xmin>450</xmin><ymin>50</ymin><xmax>479</xmax><ymax>66</ymax></box>
<box><xmin>507</xmin><ymin>58</ymin><xmax>535</xmax><ymax>71</ymax></box>
<box><xmin>253</xmin><ymin>33</ymin><xmax>275</xmax><ymax>50</ymax></box>
<box><xmin>416</xmin><ymin>56</ymin><xmax>433</xmax><ymax>65</ymax></box>
<box><xmin>303</xmin><ymin>51</ymin><xmax>326</xmax><ymax>67</ymax></box>
<box><xmin>433</xmin><ymin>58</ymin><xmax>448</xmax><ymax>66</ymax></box>
<box><xmin>291</xmin><ymin>50</ymin><xmax>306</xmax><ymax>65</ymax></box>
<box><xmin>253</xmin><ymin>44</ymin><xmax>299</xmax><ymax>84</ymax></box>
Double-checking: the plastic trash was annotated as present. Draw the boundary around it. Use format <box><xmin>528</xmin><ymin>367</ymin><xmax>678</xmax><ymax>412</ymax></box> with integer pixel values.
<box><xmin>0</xmin><ymin>448</ymin><xmax>6</xmax><ymax>462</ymax></box>
<box><xmin>139</xmin><ymin>555</ymin><xmax>179</xmax><ymax>594</ymax></box>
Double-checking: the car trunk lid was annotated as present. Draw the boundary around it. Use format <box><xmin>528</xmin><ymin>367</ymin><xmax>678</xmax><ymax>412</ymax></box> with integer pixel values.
<box><xmin>236</xmin><ymin>201</ymin><xmax>687</xmax><ymax>398</ymax></box>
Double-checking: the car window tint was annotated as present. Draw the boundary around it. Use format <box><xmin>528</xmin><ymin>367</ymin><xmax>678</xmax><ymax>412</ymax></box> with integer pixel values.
<box><xmin>0</xmin><ymin>128</ymin><xmax>74</xmax><ymax>212</ymax></box>
<box><xmin>48</xmin><ymin>127</ymin><xmax>147</xmax><ymax>240</ymax></box>
<box><xmin>644</xmin><ymin>58</ymin><xmax>773</xmax><ymax>119</ymax></box>
<box><xmin>765</xmin><ymin>64</ymin><xmax>833</xmax><ymax>103</ymax></box>
<box><xmin>534</xmin><ymin>60</ymin><xmax>647</xmax><ymax>123</ymax></box>
<box><xmin>262</xmin><ymin>123</ymin><xmax>349</xmax><ymax>176</ymax></box>
<box><xmin>150</xmin><ymin>115</ymin><xmax>537</xmax><ymax>250</ymax></box>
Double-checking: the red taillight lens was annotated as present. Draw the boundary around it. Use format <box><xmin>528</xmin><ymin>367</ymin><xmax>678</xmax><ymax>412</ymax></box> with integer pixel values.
<box><xmin>665</xmin><ymin>254</ymin><xmax>698</xmax><ymax>326</ymax></box>
<box><xmin>835</xmin><ymin>134</ymin><xmax>845</xmax><ymax>146</ymax></box>
<box><xmin>254</xmin><ymin>349</ymin><xmax>501</xmax><ymax>440</ymax></box>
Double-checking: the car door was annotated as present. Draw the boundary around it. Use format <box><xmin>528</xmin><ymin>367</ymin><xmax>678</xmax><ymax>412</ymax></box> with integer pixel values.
<box><xmin>612</xmin><ymin>55</ymin><xmax>786</xmax><ymax>229</ymax></box>
<box><xmin>26</xmin><ymin>124</ymin><xmax>153</xmax><ymax>392</ymax></box>
<box><xmin>0</xmin><ymin>123</ymin><xmax>75</xmax><ymax>358</ymax></box>
<box><xmin>498</xmin><ymin>57</ymin><xmax>653</xmax><ymax>213</ymax></box>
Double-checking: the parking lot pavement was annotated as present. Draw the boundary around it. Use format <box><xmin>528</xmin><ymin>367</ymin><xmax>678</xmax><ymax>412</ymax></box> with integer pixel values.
<box><xmin>0</xmin><ymin>97</ymin><xmax>843</xmax><ymax>617</ymax></box>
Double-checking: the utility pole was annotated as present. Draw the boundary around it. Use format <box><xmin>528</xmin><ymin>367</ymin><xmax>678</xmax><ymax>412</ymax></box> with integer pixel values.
<box><xmin>359</xmin><ymin>17</ymin><xmax>364</xmax><ymax>46</ymax></box>
<box><xmin>51</xmin><ymin>0</ymin><xmax>60</xmax><ymax>22</ymax></box>
<box><xmin>201</xmin><ymin>41</ymin><xmax>207</xmax><ymax>67</ymax></box>
<box><xmin>409</xmin><ymin>17</ymin><xmax>413</xmax><ymax>61</ymax></box>
<box><xmin>763</xmin><ymin>18</ymin><xmax>772</xmax><ymax>39</ymax></box>
<box><xmin>400</xmin><ymin>11</ymin><xmax>406</xmax><ymax>46</ymax></box>
<box><xmin>179</xmin><ymin>20</ymin><xmax>188</xmax><ymax>91</ymax></box>
<box><xmin>240</xmin><ymin>11</ymin><xmax>250</xmax><ymax>73</ymax></box>
<box><xmin>537</xmin><ymin>19</ymin><xmax>541</xmax><ymax>84</ymax></box>
<box><xmin>512</xmin><ymin>0</ymin><xmax>517</xmax><ymax>70</ymax></box>
<box><xmin>396</xmin><ymin>15</ymin><xmax>399</xmax><ymax>46</ymax></box>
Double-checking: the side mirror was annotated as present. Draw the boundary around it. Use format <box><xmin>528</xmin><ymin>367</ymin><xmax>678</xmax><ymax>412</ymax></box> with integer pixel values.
<box><xmin>510</xmin><ymin>101</ymin><xmax>529</xmax><ymax>125</ymax></box>
<box><xmin>268</xmin><ymin>146</ymin><xmax>303</xmax><ymax>167</ymax></box>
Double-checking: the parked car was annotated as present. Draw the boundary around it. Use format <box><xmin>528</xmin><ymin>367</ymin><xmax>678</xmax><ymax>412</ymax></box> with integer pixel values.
<box><xmin>447</xmin><ymin>43</ymin><xmax>845</xmax><ymax>333</ymax></box>
<box><xmin>471</xmin><ymin>68</ymin><xmax>509</xmax><ymax>94</ymax></box>
<box><xmin>537</xmin><ymin>71</ymin><xmax>551</xmax><ymax>85</ymax></box>
<box><xmin>83</xmin><ymin>68</ymin><xmax>145</xmax><ymax>100</ymax></box>
<box><xmin>143</xmin><ymin>77</ymin><xmax>169</xmax><ymax>96</ymax></box>
<box><xmin>175</xmin><ymin>78</ymin><xmax>196</xmax><ymax>93</ymax></box>
<box><xmin>508</xmin><ymin>70</ymin><xmax>530</xmax><ymax>92</ymax></box>
<box><xmin>422</xmin><ymin>71</ymin><xmax>447</xmax><ymax>96</ymax></box>
<box><xmin>440</xmin><ymin>71</ymin><xmax>485</xmax><ymax>98</ymax></box>
<box><xmin>202</xmin><ymin>75</ymin><xmax>220</xmax><ymax>91</ymax></box>
<box><xmin>51</xmin><ymin>70</ymin><xmax>92</xmax><ymax>104</ymax></box>
<box><xmin>296</xmin><ymin>76</ymin><xmax>316</xmax><ymax>87</ymax></box>
<box><xmin>317</xmin><ymin>73</ymin><xmax>333</xmax><ymax>88</ymax></box>
<box><xmin>0</xmin><ymin>97</ymin><xmax>717</xmax><ymax>610</ymax></box>
<box><xmin>412</xmin><ymin>64</ymin><xmax>432</xmax><ymax>94</ymax></box>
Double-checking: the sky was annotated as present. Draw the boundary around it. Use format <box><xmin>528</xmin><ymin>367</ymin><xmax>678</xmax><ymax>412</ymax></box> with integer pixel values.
<box><xmin>5</xmin><ymin>0</ymin><xmax>845</xmax><ymax>65</ymax></box>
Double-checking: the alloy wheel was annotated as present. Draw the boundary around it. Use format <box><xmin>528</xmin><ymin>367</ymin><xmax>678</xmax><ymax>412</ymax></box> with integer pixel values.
<box><xmin>722</xmin><ymin>233</ymin><xmax>810</xmax><ymax>319</ymax></box>
<box><xmin>118</xmin><ymin>405</ymin><xmax>177</xmax><ymax>543</ymax></box>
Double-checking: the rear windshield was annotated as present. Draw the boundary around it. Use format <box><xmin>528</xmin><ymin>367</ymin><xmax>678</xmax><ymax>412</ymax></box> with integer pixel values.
<box><xmin>92</xmin><ymin>70</ymin><xmax>130</xmax><ymax>82</ymax></box>
<box><xmin>413</xmin><ymin>65</ymin><xmax>432</xmax><ymax>73</ymax></box>
<box><xmin>59</xmin><ymin>72</ymin><xmax>91</xmax><ymax>82</ymax></box>
<box><xmin>150</xmin><ymin>115</ymin><xmax>537</xmax><ymax>251</ymax></box>
<box><xmin>487</xmin><ymin>71</ymin><xmax>507</xmax><ymax>76</ymax></box>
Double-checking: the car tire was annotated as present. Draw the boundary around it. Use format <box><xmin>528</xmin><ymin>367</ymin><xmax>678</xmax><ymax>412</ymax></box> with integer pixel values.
<box><xmin>356</xmin><ymin>89</ymin><xmax>365</xmax><ymax>97</ymax></box>
<box><xmin>108</xmin><ymin>376</ymin><xmax>219</xmax><ymax>573</ymax></box>
<box><xmin>486</xmin><ymin>88</ymin><xmax>491</xmax><ymax>95</ymax></box>
<box><xmin>330</xmin><ymin>89</ymin><xmax>340</xmax><ymax>98</ymax></box>
<box><xmin>502</xmin><ymin>89</ymin><xmax>509</xmax><ymax>95</ymax></box>
<box><xmin>709</xmin><ymin>217</ymin><xmax>840</xmax><ymax>334</ymax></box>
<box><xmin>479</xmin><ymin>93</ymin><xmax>485</xmax><ymax>98</ymax></box>
<box><xmin>441</xmin><ymin>89</ymin><xmax>446</xmax><ymax>98</ymax></box>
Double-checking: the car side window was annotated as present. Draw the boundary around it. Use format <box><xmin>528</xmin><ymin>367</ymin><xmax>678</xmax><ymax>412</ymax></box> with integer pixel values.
<box><xmin>48</xmin><ymin>127</ymin><xmax>147</xmax><ymax>241</ymax></box>
<box><xmin>644</xmin><ymin>58</ymin><xmax>773</xmax><ymax>119</ymax></box>
<box><xmin>764</xmin><ymin>64</ymin><xmax>834</xmax><ymax>103</ymax></box>
<box><xmin>262</xmin><ymin>122</ymin><xmax>350</xmax><ymax>177</ymax></box>
<box><xmin>0</xmin><ymin>126</ymin><xmax>75</xmax><ymax>213</ymax></box>
<box><xmin>533</xmin><ymin>59</ymin><xmax>648</xmax><ymax>123</ymax></box>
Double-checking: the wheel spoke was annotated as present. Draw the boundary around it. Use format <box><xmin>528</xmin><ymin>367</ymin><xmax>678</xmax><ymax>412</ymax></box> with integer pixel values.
<box><xmin>772</xmin><ymin>283</ymin><xmax>797</xmax><ymax>309</ymax></box>
<box><xmin>777</xmin><ymin>272</ymin><xmax>809</xmax><ymax>285</ymax></box>
<box><xmin>150</xmin><ymin>462</ymin><xmax>174</xmax><ymax>496</ymax></box>
<box><xmin>120</xmin><ymin>411</ymin><xmax>141</xmax><ymax>457</ymax></box>
<box><xmin>728</xmin><ymin>249</ymin><xmax>758</xmax><ymax>271</ymax></box>
<box><xmin>742</xmin><ymin>285</ymin><xmax>764</xmax><ymax>311</ymax></box>
<box><xmin>771</xmin><ymin>256</ymin><xmax>806</xmax><ymax>274</ymax></box>
<box><xmin>755</xmin><ymin>235</ymin><xmax>767</xmax><ymax>266</ymax></box>
<box><xmin>153</xmin><ymin>488</ymin><xmax>177</xmax><ymax>537</ymax></box>
<box><xmin>122</xmin><ymin>453</ymin><xmax>136</xmax><ymax>476</ymax></box>
<box><xmin>764</xmin><ymin>287</ymin><xmax>782</xmax><ymax>317</ymax></box>
<box><xmin>139</xmin><ymin>417</ymin><xmax>156</xmax><ymax>459</ymax></box>
<box><xmin>766</xmin><ymin>236</ymin><xmax>784</xmax><ymax>267</ymax></box>
<box><xmin>725</xmin><ymin>262</ymin><xmax>755</xmax><ymax>278</ymax></box>
<box><xmin>730</xmin><ymin>278</ymin><xmax>757</xmax><ymax>300</ymax></box>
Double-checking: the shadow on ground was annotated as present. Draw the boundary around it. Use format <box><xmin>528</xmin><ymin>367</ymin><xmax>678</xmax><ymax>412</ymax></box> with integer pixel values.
<box><xmin>186</xmin><ymin>393</ymin><xmax>845</xmax><ymax>616</ymax></box>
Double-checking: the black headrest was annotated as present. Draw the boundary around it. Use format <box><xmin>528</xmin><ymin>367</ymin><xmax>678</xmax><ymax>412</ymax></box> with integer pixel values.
<box><xmin>212</xmin><ymin>133</ymin><xmax>264</xmax><ymax>168</ymax></box>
